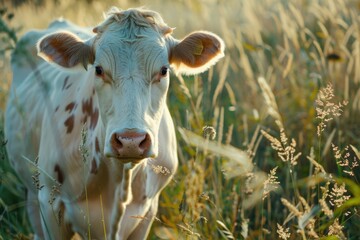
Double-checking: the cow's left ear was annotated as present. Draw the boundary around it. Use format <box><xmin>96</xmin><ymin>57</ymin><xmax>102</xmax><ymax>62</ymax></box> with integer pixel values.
<box><xmin>169</xmin><ymin>31</ymin><xmax>225</xmax><ymax>75</ymax></box>
<box><xmin>37</xmin><ymin>31</ymin><xmax>95</xmax><ymax>70</ymax></box>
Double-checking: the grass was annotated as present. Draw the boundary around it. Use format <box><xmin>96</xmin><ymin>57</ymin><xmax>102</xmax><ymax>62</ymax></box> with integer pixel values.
<box><xmin>1</xmin><ymin>0</ymin><xmax>360</xmax><ymax>239</ymax></box>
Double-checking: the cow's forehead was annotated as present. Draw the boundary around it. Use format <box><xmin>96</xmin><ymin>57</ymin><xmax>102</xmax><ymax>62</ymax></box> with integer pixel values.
<box><xmin>93</xmin><ymin>11</ymin><xmax>169</xmax><ymax>76</ymax></box>
<box><xmin>95</xmin><ymin>28</ymin><xmax>168</xmax><ymax>76</ymax></box>
<box><xmin>94</xmin><ymin>9</ymin><xmax>168</xmax><ymax>44</ymax></box>
<box><xmin>95</xmin><ymin>31</ymin><xmax>166</xmax><ymax>58</ymax></box>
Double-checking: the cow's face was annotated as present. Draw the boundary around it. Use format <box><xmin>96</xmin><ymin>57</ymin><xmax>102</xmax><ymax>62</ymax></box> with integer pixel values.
<box><xmin>91</xmin><ymin>19</ymin><xmax>171</xmax><ymax>161</ymax></box>
<box><xmin>38</xmin><ymin>8</ymin><xmax>224</xmax><ymax>163</ymax></box>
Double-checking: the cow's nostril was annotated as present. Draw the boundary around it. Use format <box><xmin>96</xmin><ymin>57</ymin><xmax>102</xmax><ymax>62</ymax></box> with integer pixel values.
<box><xmin>111</xmin><ymin>133</ymin><xmax>123</xmax><ymax>150</ymax></box>
<box><xmin>139</xmin><ymin>133</ymin><xmax>151</xmax><ymax>150</ymax></box>
<box><xmin>115</xmin><ymin>135</ymin><xmax>123</xmax><ymax>148</ymax></box>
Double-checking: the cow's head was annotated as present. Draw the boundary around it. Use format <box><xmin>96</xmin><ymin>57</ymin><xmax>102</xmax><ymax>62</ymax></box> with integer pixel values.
<box><xmin>37</xmin><ymin>8</ymin><xmax>224</xmax><ymax>163</ymax></box>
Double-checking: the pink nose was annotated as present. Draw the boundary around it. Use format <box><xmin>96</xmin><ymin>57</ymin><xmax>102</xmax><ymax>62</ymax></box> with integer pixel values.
<box><xmin>110</xmin><ymin>130</ymin><xmax>151</xmax><ymax>158</ymax></box>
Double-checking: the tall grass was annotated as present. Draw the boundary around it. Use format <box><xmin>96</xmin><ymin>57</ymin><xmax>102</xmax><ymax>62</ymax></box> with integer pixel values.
<box><xmin>1</xmin><ymin>0</ymin><xmax>359</xmax><ymax>239</ymax></box>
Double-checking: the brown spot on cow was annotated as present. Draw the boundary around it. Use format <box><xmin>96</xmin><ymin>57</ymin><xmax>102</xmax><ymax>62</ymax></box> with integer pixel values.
<box><xmin>64</xmin><ymin>115</ymin><xmax>75</xmax><ymax>134</ymax></box>
<box><xmin>62</xmin><ymin>76</ymin><xmax>72</xmax><ymax>90</ymax></box>
<box><xmin>90</xmin><ymin>109</ymin><xmax>99</xmax><ymax>130</ymax></box>
<box><xmin>82</xmin><ymin>98</ymin><xmax>93</xmax><ymax>115</ymax></box>
<box><xmin>54</xmin><ymin>164</ymin><xmax>64</xmax><ymax>184</ymax></box>
<box><xmin>95</xmin><ymin>137</ymin><xmax>101</xmax><ymax>154</ymax></box>
<box><xmin>82</xmin><ymin>98</ymin><xmax>99</xmax><ymax>130</ymax></box>
<box><xmin>65</xmin><ymin>102</ymin><xmax>77</xmax><ymax>113</ymax></box>
<box><xmin>91</xmin><ymin>158</ymin><xmax>98</xmax><ymax>174</ymax></box>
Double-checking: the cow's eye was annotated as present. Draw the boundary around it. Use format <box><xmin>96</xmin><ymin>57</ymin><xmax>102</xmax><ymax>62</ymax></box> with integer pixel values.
<box><xmin>95</xmin><ymin>66</ymin><xmax>104</xmax><ymax>77</ymax></box>
<box><xmin>160</xmin><ymin>66</ymin><xmax>169</xmax><ymax>77</ymax></box>
<box><xmin>153</xmin><ymin>66</ymin><xmax>169</xmax><ymax>83</ymax></box>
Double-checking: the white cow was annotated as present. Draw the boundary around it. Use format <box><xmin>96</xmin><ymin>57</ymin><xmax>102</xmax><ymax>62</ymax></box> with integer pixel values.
<box><xmin>5</xmin><ymin>7</ymin><xmax>224</xmax><ymax>239</ymax></box>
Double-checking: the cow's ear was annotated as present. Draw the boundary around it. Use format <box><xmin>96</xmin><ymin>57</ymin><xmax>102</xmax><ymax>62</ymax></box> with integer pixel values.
<box><xmin>169</xmin><ymin>31</ymin><xmax>225</xmax><ymax>75</ymax></box>
<box><xmin>37</xmin><ymin>31</ymin><xmax>95</xmax><ymax>70</ymax></box>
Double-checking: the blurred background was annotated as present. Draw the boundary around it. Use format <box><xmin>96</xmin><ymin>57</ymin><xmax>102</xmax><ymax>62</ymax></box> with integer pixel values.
<box><xmin>1</xmin><ymin>0</ymin><xmax>360</xmax><ymax>239</ymax></box>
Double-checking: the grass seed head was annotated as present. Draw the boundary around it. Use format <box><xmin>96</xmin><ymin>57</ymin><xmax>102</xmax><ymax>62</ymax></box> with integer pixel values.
<box><xmin>277</xmin><ymin>223</ymin><xmax>291</xmax><ymax>240</ymax></box>
<box><xmin>202</xmin><ymin>125</ymin><xmax>216</xmax><ymax>140</ymax></box>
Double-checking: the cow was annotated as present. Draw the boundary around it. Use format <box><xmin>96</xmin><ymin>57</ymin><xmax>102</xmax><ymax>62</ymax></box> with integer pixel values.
<box><xmin>5</xmin><ymin>7</ymin><xmax>225</xmax><ymax>240</ymax></box>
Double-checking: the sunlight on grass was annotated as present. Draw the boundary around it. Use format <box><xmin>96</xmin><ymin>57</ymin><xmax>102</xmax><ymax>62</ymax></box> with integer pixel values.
<box><xmin>1</xmin><ymin>0</ymin><xmax>359</xmax><ymax>239</ymax></box>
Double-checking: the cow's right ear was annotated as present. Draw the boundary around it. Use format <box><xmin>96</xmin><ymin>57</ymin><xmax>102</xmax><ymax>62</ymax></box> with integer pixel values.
<box><xmin>168</xmin><ymin>31</ymin><xmax>225</xmax><ymax>75</ymax></box>
<box><xmin>37</xmin><ymin>31</ymin><xmax>95</xmax><ymax>70</ymax></box>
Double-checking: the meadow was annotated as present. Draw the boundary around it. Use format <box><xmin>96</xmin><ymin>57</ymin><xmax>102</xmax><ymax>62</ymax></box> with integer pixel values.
<box><xmin>0</xmin><ymin>0</ymin><xmax>360</xmax><ymax>239</ymax></box>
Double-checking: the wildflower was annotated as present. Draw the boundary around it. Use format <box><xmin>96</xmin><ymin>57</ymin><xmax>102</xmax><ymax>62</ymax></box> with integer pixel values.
<box><xmin>315</xmin><ymin>83</ymin><xmax>348</xmax><ymax>136</ymax></box>
<box><xmin>262</xmin><ymin>166</ymin><xmax>280</xmax><ymax>200</ymax></box>
<box><xmin>328</xmin><ymin>218</ymin><xmax>346</xmax><ymax>239</ymax></box>
<box><xmin>261</xmin><ymin>129</ymin><xmax>301</xmax><ymax>166</ymax></box>
<box><xmin>329</xmin><ymin>183</ymin><xmax>351</xmax><ymax>216</ymax></box>
<box><xmin>277</xmin><ymin>223</ymin><xmax>291</xmax><ymax>240</ymax></box>
<box><xmin>332</xmin><ymin>143</ymin><xmax>359</xmax><ymax>177</ymax></box>
<box><xmin>151</xmin><ymin>165</ymin><xmax>171</xmax><ymax>175</ymax></box>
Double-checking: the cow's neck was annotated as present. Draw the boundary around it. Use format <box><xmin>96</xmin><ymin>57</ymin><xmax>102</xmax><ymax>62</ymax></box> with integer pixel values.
<box><xmin>79</xmin><ymin>116</ymin><xmax>142</xmax><ymax>203</ymax></box>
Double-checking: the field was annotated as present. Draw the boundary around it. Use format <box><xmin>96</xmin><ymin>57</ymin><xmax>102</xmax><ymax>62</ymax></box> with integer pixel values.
<box><xmin>1</xmin><ymin>0</ymin><xmax>360</xmax><ymax>239</ymax></box>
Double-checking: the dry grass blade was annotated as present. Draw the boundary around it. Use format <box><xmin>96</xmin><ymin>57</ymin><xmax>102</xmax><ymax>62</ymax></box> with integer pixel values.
<box><xmin>282</xmin><ymin>54</ymin><xmax>293</xmax><ymax>78</ymax></box>
<box><xmin>178</xmin><ymin>128</ymin><xmax>253</xmax><ymax>176</ymax></box>
<box><xmin>350</xmin><ymin>145</ymin><xmax>360</xmax><ymax>160</ymax></box>
<box><xmin>176</xmin><ymin>224</ymin><xmax>200</xmax><ymax>238</ymax></box>
<box><xmin>212</xmin><ymin>56</ymin><xmax>230</xmax><ymax>107</ymax></box>
<box><xmin>258</xmin><ymin>77</ymin><xmax>283</xmax><ymax>129</ymax></box>
<box><xmin>217</xmin><ymin>220</ymin><xmax>235</xmax><ymax>240</ymax></box>
<box><xmin>307</xmin><ymin>156</ymin><xmax>326</xmax><ymax>174</ymax></box>
<box><xmin>298</xmin><ymin>205</ymin><xmax>320</xmax><ymax>230</ymax></box>
<box><xmin>153</xmin><ymin>227</ymin><xmax>177</xmax><ymax>240</ymax></box>
<box><xmin>296</xmin><ymin>174</ymin><xmax>329</xmax><ymax>188</ymax></box>
<box><xmin>322</xmin><ymin>129</ymin><xmax>336</xmax><ymax>157</ymax></box>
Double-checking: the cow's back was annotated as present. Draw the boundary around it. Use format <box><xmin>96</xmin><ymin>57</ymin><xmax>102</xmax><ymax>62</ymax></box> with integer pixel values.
<box><xmin>5</xmin><ymin>20</ymin><xmax>93</xmax><ymax>191</ymax></box>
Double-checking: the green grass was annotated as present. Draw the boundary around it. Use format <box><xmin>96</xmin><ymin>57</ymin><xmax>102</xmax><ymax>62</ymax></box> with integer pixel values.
<box><xmin>0</xmin><ymin>126</ymin><xmax>32</xmax><ymax>239</ymax></box>
<box><xmin>1</xmin><ymin>0</ymin><xmax>360</xmax><ymax>239</ymax></box>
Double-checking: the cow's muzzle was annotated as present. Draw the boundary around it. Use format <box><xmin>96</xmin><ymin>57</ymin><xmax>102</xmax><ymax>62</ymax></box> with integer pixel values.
<box><xmin>109</xmin><ymin>129</ymin><xmax>152</xmax><ymax>160</ymax></box>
